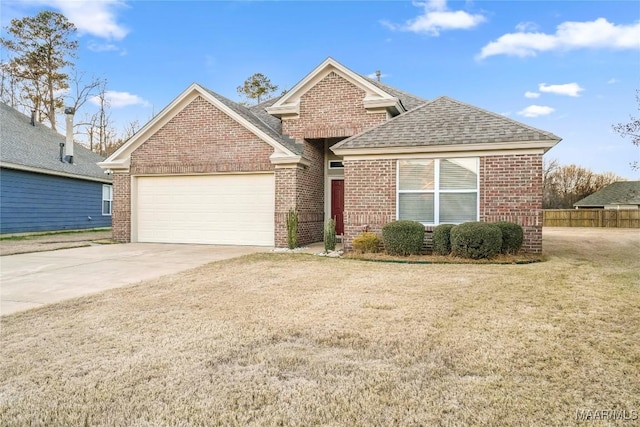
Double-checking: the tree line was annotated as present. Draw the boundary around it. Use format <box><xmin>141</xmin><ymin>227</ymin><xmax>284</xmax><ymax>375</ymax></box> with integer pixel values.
<box><xmin>543</xmin><ymin>160</ymin><xmax>625</xmax><ymax>209</ymax></box>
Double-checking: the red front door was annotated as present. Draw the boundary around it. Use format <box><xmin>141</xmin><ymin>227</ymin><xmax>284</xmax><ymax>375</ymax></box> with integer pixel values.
<box><xmin>331</xmin><ymin>179</ymin><xmax>345</xmax><ymax>235</ymax></box>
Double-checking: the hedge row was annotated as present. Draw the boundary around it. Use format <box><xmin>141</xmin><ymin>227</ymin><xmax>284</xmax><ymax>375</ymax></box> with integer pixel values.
<box><xmin>436</xmin><ymin>221</ymin><xmax>523</xmax><ymax>259</ymax></box>
<box><xmin>352</xmin><ymin>220</ymin><xmax>524</xmax><ymax>259</ymax></box>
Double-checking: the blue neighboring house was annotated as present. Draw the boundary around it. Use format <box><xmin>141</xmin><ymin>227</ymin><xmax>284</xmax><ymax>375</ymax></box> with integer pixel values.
<box><xmin>0</xmin><ymin>102</ymin><xmax>112</xmax><ymax>234</ymax></box>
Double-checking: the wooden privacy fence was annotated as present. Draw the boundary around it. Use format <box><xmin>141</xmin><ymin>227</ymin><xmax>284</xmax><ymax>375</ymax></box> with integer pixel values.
<box><xmin>543</xmin><ymin>209</ymin><xmax>640</xmax><ymax>228</ymax></box>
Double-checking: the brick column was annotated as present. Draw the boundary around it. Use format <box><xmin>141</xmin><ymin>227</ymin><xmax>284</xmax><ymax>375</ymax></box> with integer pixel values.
<box><xmin>111</xmin><ymin>172</ymin><xmax>131</xmax><ymax>242</ymax></box>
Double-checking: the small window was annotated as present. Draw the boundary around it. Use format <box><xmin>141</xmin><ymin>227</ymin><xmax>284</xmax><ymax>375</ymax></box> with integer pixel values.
<box><xmin>329</xmin><ymin>160</ymin><xmax>344</xmax><ymax>169</ymax></box>
<box><xmin>102</xmin><ymin>185</ymin><xmax>113</xmax><ymax>216</ymax></box>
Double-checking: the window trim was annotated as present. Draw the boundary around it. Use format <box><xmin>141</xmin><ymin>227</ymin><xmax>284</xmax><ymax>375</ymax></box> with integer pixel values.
<box><xmin>102</xmin><ymin>184</ymin><xmax>113</xmax><ymax>216</ymax></box>
<box><xmin>396</xmin><ymin>157</ymin><xmax>479</xmax><ymax>225</ymax></box>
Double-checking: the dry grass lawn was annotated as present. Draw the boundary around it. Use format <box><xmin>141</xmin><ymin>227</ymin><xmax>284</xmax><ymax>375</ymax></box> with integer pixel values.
<box><xmin>1</xmin><ymin>228</ymin><xmax>638</xmax><ymax>426</ymax></box>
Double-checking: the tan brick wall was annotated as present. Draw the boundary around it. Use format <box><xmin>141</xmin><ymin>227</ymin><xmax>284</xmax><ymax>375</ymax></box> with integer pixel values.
<box><xmin>343</xmin><ymin>159</ymin><xmax>396</xmax><ymax>250</ymax></box>
<box><xmin>111</xmin><ymin>172</ymin><xmax>130</xmax><ymax>242</ymax></box>
<box><xmin>131</xmin><ymin>96</ymin><xmax>273</xmax><ymax>175</ymax></box>
<box><xmin>343</xmin><ymin>154</ymin><xmax>545</xmax><ymax>254</ymax></box>
<box><xmin>480</xmin><ymin>154</ymin><xmax>544</xmax><ymax>253</ymax></box>
<box><xmin>274</xmin><ymin>72</ymin><xmax>390</xmax><ymax>247</ymax></box>
<box><xmin>274</xmin><ymin>141</ymin><xmax>325</xmax><ymax>247</ymax></box>
<box><xmin>113</xmin><ymin>96</ymin><xmax>275</xmax><ymax>243</ymax></box>
<box><xmin>282</xmin><ymin>71</ymin><xmax>387</xmax><ymax>141</ymax></box>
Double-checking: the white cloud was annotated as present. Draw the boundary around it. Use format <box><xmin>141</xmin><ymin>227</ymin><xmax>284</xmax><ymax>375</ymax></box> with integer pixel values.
<box><xmin>91</xmin><ymin>91</ymin><xmax>149</xmax><ymax>108</ymax></box>
<box><xmin>524</xmin><ymin>91</ymin><xmax>540</xmax><ymax>99</ymax></box>
<box><xmin>88</xmin><ymin>41</ymin><xmax>120</xmax><ymax>52</ymax></box>
<box><xmin>382</xmin><ymin>0</ymin><xmax>485</xmax><ymax>36</ymax></box>
<box><xmin>515</xmin><ymin>21</ymin><xmax>539</xmax><ymax>32</ymax></box>
<box><xmin>478</xmin><ymin>18</ymin><xmax>640</xmax><ymax>59</ymax></box>
<box><xmin>607</xmin><ymin>78</ymin><xmax>619</xmax><ymax>84</ymax></box>
<box><xmin>517</xmin><ymin>105</ymin><xmax>555</xmax><ymax>118</ymax></box>
<box><xmin>539</xmin><ymin>82</ymin><xmax>584</xmax><ymax>97</ymax></box>
<box><xmin>30</xmin><ymin>0</ymin><xmax>129</xmax><ymax>40</ymax></box>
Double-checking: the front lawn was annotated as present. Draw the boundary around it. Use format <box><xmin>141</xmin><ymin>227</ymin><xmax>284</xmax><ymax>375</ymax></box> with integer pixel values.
<box><xmin>1</xmin><ymin>228</ymin><xmax>638</xmax><ymax>426</ymax></box>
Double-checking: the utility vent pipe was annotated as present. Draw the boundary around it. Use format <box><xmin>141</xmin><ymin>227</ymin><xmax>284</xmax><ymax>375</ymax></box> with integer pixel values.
<box><xmin>64</xmin><ymin>107</ymin><xmax>75</xmax><ymax>164</ymax></box>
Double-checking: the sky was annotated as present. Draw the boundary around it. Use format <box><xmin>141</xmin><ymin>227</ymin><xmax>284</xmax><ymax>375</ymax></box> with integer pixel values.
<box><xmin>2</xmin><ymin>0</ymin><xmax>639</xmax><ymax>179</ymax></box>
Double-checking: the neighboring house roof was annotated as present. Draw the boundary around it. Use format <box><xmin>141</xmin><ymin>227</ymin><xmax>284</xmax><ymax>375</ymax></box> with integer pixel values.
<box><xmin>0</xmin><ymin>102</ymin><xmax>111</xmax><ymax>183</ymax></box>
<box><xmin>573</xmin><ymin>181</ymin><xmax>640</xmax><ymax>207</ymax></box>
<box><xmin>332</xmin><ymin>96</ymin><xmax>561</xmax><ymax>153</ymax></box>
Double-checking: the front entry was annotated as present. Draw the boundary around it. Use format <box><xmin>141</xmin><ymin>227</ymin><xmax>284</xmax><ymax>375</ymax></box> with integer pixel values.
<box><xmin>331</xmin><ymin>179</ymin><xmax>345</xmax><ymax>235</ymax></box>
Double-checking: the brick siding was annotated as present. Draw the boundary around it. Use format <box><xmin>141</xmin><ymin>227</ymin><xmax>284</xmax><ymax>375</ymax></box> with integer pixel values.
<box><xmin>282</xmin><ymin>71</ymin><xmax>387</xmax><ymax>141</ymax></box>
<box><xmin>131</xmin><ymin>96</ymin><xmax>273</xmax><ymax>175</ymax></box>
<box><xmin>343</xmin><ymin>159</ymin><xmax>396</xmax><ymax>250</ymax></box>
<box><xmin>115</xmin><ymin>96</ymin><xmax>274</xmax><ymax>242</ymax></box>
<box><xmin>480</xmin><ymin>154</ymin><xmax>544</xmax><ymax>253</ymax></box>
<box><xmin>111</xmin><ymin>172</ymin><xmax>130</xmax><ymax>242</ymax></box>
<box><xmin>275</xmin><ymin>72</ymin><xmax>389</xmax><ymax>247</ymax></box>
<box><xmin>343</xmin><ymin>154</ymin><xmax>545</xmax><ymax>254</ymax></box>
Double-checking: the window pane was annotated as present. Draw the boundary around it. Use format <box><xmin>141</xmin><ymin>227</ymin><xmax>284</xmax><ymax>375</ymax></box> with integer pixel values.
<box><xmin>440</xmin><ymin>158</ymin><xmax>477</xmax><ymax>190</ymax></box>
<box><xmin>102</xmin><ymin>185</ymin><xmax>111</xmax><ymax>200</ymax></box>
<box><xmin>399</xmin><ymin>193</ymin><xmax>434</xmax><ymax>223</ymax></box>
<box><xmin>399</xmin><ymin>160</ymin><xmax>434</xmax><ymax>191</ymax></box>
<box><xmin>440</xmin><ymin>193</ymin><xmax>477</xmax><ymax>223</ymax></box>
<box><xmin>103</xmin><ymin>201</ymin><xmax>110</xmax><ymax>215</ymax></box>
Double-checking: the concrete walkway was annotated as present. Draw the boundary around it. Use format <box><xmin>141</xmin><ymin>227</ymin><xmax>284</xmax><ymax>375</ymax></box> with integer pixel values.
<box><xmin>1</xmin><ymin>243</ymin><xmax>267</xmax><ymax>316</ymax></box>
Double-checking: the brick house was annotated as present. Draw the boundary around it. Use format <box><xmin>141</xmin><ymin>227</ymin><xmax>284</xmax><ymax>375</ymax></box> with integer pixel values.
<box><xmin>99</xmin><ymin>58</ymin><xmax>561</xmax><ymax>253</ymax></box>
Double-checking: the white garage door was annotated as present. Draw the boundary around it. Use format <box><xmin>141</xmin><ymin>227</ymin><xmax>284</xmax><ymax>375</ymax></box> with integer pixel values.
<box><xmin>136</xmin><ymin>174</ymin><xmax>274</xmax><ymax>246</ymax></box>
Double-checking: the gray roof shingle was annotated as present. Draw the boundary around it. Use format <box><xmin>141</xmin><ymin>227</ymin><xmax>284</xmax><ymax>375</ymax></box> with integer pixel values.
<box><xmin>0</xmin><ymin>102</ymin><xmax>111</xmax><ymax>182</ymax></box>
<box><xmin>199</xmin><ymin>87</ymin><xmax>302</xmax><ymax>155</ymax></box>
<box><xmin>333</xmin><ymin>96</ymin><xmax>561</xmax><ymax>150</ymax></box>
<box><xmin>362</xmin><ymin>76</ymin><xmax>427</xmax><ymax>111</ymax></box>
<box><xmin>574</xmin><ymin>181</ymin><xmax>640</xmax><ymax>207</ymax></box>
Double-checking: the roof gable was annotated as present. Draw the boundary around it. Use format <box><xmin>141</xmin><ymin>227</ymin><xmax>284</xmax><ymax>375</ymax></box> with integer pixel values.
<box><xmin>574</xmin><ymin>181</ymin><xmax>640</xmax><ymax>207</ymax></box>
<box><xmin>0</xmin><ymin>103</ymin><xmax>110</xmax><ymax>183</ymax></box>
<box><xmin>100</xmin><ymin>84</ymin><xmax>302</xmax><ymax>171</ymax></box>
<box><xmin>332</xmin><ymin>96</ymin><xmax>561</xmax><ymax>154</ymax></box>
<box><xmin>265</xmin><ymin>57</ymin><xmax>405</xmax><ymax>118</ymax></box>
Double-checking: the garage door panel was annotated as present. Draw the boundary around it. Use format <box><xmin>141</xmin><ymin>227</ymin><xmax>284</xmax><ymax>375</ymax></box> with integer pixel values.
<box><xmin>136</xmin><ymin>174</ymin><xmax>274</xmax><ymax>246</ymax></box>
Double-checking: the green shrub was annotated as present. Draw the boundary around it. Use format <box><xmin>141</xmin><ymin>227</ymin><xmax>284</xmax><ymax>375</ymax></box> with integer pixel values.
<box><xmin>493</xmin><ymin>221</ymin><xmax>524</xmax><ymax>254</ymax></box>
<box><xmin>324</xmin><ymin>218</ymin><xmax>337</xmax><ymax>252</ymax></box>
<box><xmin>286</xmin><ymin>209</ymin><xmax>298</xmax><ymax>249</ymax></box>
<box><xmin>432</xmin><ymin>224</ymin><xmax>455</xmax><ymax>256</ymax></box>
<box><xmin>352</xmin><ymin>232</ymin><xmax>380</xmax><ymax>254</ymax></box>
<box><xmin>450</xmin><ymin>222</ymin><xmax>502</xmax><ymax>259</ymax></box>
<box><xmin>381</xmin><ymin>220</ymin><xmax>425</xmax><ymax>256</ymax></box>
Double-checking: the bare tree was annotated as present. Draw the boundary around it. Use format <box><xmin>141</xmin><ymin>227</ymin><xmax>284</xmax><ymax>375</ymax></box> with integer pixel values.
<box><xmin>67</xmin><ymin>70</ymin><xmax>103</xmax><ymax>114</ymax></box>
<box><xmin>612</xmin><ymin>90</ymin><xmax>640</xmax><ymax>170</ymax></box>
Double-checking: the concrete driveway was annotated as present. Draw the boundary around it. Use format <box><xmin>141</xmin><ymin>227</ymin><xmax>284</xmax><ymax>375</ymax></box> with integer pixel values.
<box><xmin>1</xmin><ymin>243</ymin><xmax>267</xmax><ymax>316</ymax></box>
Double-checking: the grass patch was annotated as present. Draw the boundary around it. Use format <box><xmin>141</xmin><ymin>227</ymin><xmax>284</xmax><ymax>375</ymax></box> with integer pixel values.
<box><xmin>0</xmin><ymin>229</ymin><xmax>638</xmax><ymax>426</ymax></box>
<box><xmin>0</xmin><ymin>228</ymin><xmax>111</xmax><ymax>241</ymax></box>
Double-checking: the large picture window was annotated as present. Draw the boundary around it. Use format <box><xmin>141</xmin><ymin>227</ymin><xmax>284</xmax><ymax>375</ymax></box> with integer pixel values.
<box><xmin>397</xmin><ymin>158</ymin><xmax>478</xmax><ymax>224</ymax></box>
<box><xmin>102</xmin><ymin>185</ymin><xmax>113</xmax><ymax>216</ymax></box>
